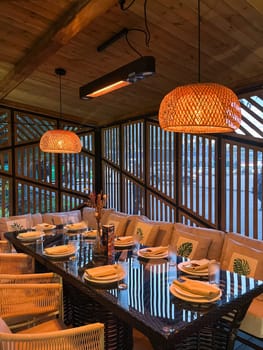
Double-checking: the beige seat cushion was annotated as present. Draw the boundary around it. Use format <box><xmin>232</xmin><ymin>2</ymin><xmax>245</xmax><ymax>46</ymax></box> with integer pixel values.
<box><xmin>18</xmin><ymin>319</ymin><xmax>66</xmax><ymax>334</ymax></box>
<box><xmin>240</xmin><ymin>297</ymin><xmax>263</xmax><ymax>338</ymax></box>
<box><xmin>174</xmin><ymin>223</ymin><xmax>225</xmax><ymax>261</ymax></box>
<box><xmin>171</xmin><ymin>229</ymin><xmax>212</xmax><ymax>259</ymax></box>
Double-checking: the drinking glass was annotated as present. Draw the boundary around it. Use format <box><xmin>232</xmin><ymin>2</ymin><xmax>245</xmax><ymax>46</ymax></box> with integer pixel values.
<box><xmin>117</xmin><ymin>262</ymin><xmax>128</xmax><ymax>290</ymax></box>
<box><xmin>208</xmin><ymin>261</ymin><xmax>220</xmax><ymax>285</ymax></box>
<box><xmin>168</xmin><ymin>244</ymin><xmax>177</xmax><ymax>266</ymax></box>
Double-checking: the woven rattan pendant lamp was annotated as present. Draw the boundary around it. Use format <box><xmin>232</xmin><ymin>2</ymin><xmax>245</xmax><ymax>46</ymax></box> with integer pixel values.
<box><xmin>158</xmin><ymin>0</ymin><xmax>241</xmax><ymax>134</ymax></box>
<box><xmin>40</xmin><ymin>68</ymin><xmax>82</xmax><ymax>153</ymax></box>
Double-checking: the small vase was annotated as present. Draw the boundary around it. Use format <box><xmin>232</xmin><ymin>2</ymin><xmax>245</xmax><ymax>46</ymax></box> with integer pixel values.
<box><xmin>93</xmin><ymin>220</ymin><xmax>104</xmax><ymax>260</ymax></box>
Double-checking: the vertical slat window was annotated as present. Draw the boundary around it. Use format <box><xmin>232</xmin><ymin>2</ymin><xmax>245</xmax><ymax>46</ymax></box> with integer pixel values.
<box><xmin>16</xmin><ymin>181</ymin><xmax>57</xmax><ymax>214</ymax></box>
<box><xmin>102</xmin><ymin>162</ymin><xmax>120</xmax><ymax>210</ymax></box>
<box><xmin>102</xmin><ymin>126</ymin><xmax>120</xmax><ymax>166</ymax></box>
<box><xmin>147</xmin><ymin>192</ymin><xmax>175</xmax><ymax>222</ymax></box>
<box><xmin>123</xmin><ymin>122</ymin><xmax>144</xmax><ymax>181</ymax></box>
<box><xmin>148</xmin><ymin>123</ymin><xmax>176</xmax><ymax>200</ymax></box>
<box><xmin>180</xmin><ymin>134</ymin><xmax>217</xmax><ymax>226</ymax></box>
<box><xmin>223</xmin><ymin>141</ymin><xmax>262</xmax><ymax>239</ymax></box>
<box><xmin>0</xmin><ymin>176</ymin><xmax>12</xmax><ymax>216</ymax></box>
<box><xmin>16</xmin><ymin>145</ymin><xmax>56</xmax><ymax>186</ymax></box>
<box><xmin>61</xmin><ymin>193</ymin><xmax>83</xmax><ymax>211</ymax></box>
<box><xmin>0</xmin><ymin>109</ymin><xmax>11</xmax><ymax>147</ymax></box>
<box><xmin>123</xmin><ymin>176</ymin><xmax>145</xmax><ymax>215</ymax></box>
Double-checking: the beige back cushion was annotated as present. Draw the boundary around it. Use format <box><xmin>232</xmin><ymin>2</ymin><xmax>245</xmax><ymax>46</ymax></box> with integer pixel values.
<box><xmin>149</xmin><ymin>222</ymin><xmax>174</xmax><ymax>246</ymax></box>
<box><xmin>173</xmin><ymin>223</ymin><xmax>225</xmax><ymax>261</ymax></box>
<box><xmin>0</xmin><ymin>214</ymin><xmax>33</xmax><ymax>239</ymax></box>
<box><xmin>31</xmin><ymin>213</ymin><xmax>43</xmax><ymax>226</ymax></box>
<box><xmin>105</xmin><ymin>212</ymin><xmax>130</xmax><ymax>236</ymax></box>
<box><xmin>42</xmin><ymin>210</ymin><xmax>81</xmax><ymax>225</ymax></box>
<box><xmin>82</xmin><ymin>208</ymin><xmax>115</xmax><ymax>228</ymax></box>
<box><xmin>171</xmin><ymin>229</ymin><xmax>212</xmax><ymax>259</ymax></box>
<box><xmin>126</xmin><ymin>217</ymin><xmax>159</xmax><ymax>246</ymax></box>
<box><xmin>220</xmin><ymin>233</ymin><xmax>263</xmax><ymax>280</ymax></box>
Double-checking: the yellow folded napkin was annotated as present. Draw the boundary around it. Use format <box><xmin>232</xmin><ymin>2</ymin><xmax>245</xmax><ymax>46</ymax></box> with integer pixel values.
<box><xmin>66</xmin><ymin>221</ymin><xmax>87</xmax><ymax>230</ymax></box>
<box><xmin>36</xmin><ymin>223</ymin><xmax>54</xmax><ymax>230</ymax></box>
<box><xmin>140</xmin><ymin>246</ymin><xmax>168</xmax><ymax>257</ymax></box>
<box><xmin>84</xmin><ymin>229</ymin><xmax>97</xmax><ymax>237</ymax></box>
<box><xmin>85</xmin><ymin>264</ymin><xmax>123</xmax><ymax>280</ymax></box>
<box><xmin>183</xmin><ymin>259</ymin><xmax>210</xmax><ymax>272</ymax></box>
<box><xmin>115</xmin><ymin>236</ymin><xmax>134</xmax><ymax>244</ymax></box>
<box><xmin>18</xmin><ymin>231</ymin><xmax>43</xmax><ymax>239</ymax></box>
<box><xmin>173</xmin><ymin>277</ymin><xmax>220</xmax><ymax>299</ymax></box>
<box><xmin>44</xmin><ymin>244</ymin><xmax>75</xmax><ymax>255</ymax></box>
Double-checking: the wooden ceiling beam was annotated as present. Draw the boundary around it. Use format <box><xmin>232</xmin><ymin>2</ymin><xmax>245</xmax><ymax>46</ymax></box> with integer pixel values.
<box><xmin>0</xmin><ymin>0</ymin><xmax>118</xmax><ymax>99</ymax></box>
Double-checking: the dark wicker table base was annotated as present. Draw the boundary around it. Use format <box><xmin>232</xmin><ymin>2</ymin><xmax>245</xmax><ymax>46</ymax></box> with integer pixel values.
<box><xmin>63</xmin><ymin>283</ymin><xmax>133</xmax><ymax>350</ymax></box>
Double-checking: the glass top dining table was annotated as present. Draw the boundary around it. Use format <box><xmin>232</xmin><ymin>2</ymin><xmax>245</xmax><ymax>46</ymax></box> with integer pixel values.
<box><xmin>5</xmin><ymin>229</ymin><xmax>263</xmax><ymax>350</ymax></box>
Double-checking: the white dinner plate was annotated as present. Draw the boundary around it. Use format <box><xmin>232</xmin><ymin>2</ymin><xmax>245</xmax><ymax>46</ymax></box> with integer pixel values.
<box><xmin>44</xmin><ymin>251</ymin><xmax>76</xmax><ymax>258</ymax></box>
<box><xmin>138</xmin><ymin>248</ymin><xmax>168</xmax><ymax>259</ymax></box>
<box><xmin>83</xmin><ymin>270</ymin><xmax>125</xmax><ymax>284</ymax></box>
<box><xmin>169</xmin><ymin>284</ymin><xmax>221</xmax><ymax>303</ymax></box>
<box><xmin>178</xmin><ymin>262</ymin><xmax>208</xmax><ymax>276</ymax></box>
<box><xmin>17</xmin><ymin>231</ymin><xmax>45</xmax><ymax>241</ymax></box>
<box><xmin>32</xmin><ymin>224</ymin><xmax>56</xmax><ymax>231</ymax></box>
<box><xmin>43</xmin><ymin>246</ymin><xmax>76</xmax><ymax>258</ymax></box>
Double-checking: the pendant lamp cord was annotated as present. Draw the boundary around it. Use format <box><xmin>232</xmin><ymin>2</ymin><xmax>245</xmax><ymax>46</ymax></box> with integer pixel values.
<box><xmin>59</xmin><ymin>73</ymin><xmax>62</xmax><ymax>118</ymax></box>
<box><xmin>198</xmin><ymin>0</ymin><xmax>201</xmax><ymax>83</ymax></box>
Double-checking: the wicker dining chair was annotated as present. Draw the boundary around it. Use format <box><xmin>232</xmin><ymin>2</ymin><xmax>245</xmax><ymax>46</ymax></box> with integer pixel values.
<box><xmin>0</xmin><ymin>283</ymin><xmax>63</xmax><ymax>331</ymax></box>
<box><xmin>0</xmin><ymin>272</ymin><xmax>61</xmax><ymax>284</ymax></box>
<box><xmin>0</xmin><ymin>240</ymin><xmax>12</xmax><ymax>253</ymax></box>
<box><xmin>0</xmin><ymin>253</ymin><xmax>35</xmax><ymax>274</ymax></box>
<box><xmin>0</xmin><ymin>320</ymin><xmax>104</xmax><ymax>350</ymax></box>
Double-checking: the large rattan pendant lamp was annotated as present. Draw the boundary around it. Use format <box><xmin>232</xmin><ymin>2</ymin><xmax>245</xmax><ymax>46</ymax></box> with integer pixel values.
<box><xmin>40</xmin><ymin>68</ymin><xmax>82</xmax><ymax>153</ymax></box>
<box><xmin>158</xmin><ymin>0</ymin><xmax>241</xmax><ymax>134</ymax></box>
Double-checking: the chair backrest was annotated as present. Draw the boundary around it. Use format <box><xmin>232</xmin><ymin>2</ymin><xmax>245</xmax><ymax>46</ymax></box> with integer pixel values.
<box><xmin>0</xmin><ymin>241</ymin><xmax>11</xmax><ymax>253</ymax></box>
<box><xmin>0</xmin><ymin>322</ymin><xmax>104</xmax><ymax>350</ymax></box>
<box><xmin>0</xmin><ymin>283</ymin><xmax>62</xmax><ymax>330</ymax></box>
<box><xmin>0</xmin><ymin>272</ymin><xmax>60</xmax><ymax>284</ymax></box>
<box><xmin>0</xmin><ymin>253</ymin><xmax>34</xmax><ymax>274</ymax></box>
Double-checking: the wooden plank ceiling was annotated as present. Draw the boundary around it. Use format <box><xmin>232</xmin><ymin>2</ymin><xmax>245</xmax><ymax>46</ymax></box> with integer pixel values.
<box><xmin>0</xmin><ymin>0</ymin><xmax>262</xmax><ymax>127</ymax></box>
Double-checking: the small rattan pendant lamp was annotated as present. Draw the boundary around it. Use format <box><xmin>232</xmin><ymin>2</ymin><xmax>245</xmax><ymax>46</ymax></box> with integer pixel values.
<box><xmin>158</xmin><ymin>0</ymin><xmax>241</xmax><ymax>134</ymax></box>
<box><xmin>40</xmin><ymin>68</ymin><xmax>82</xmax><ymax>153</ymax></box>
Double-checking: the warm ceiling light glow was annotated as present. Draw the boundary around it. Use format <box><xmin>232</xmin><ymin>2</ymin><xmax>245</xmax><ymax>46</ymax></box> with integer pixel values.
<box><xmin>86</xmin><ymin>80</ymin><xmax>131</xmax><ymax>98</ymax></box>
<box><xmin>159</xmin><ymin>83</ymin><xmax>242</xmax><ymax>133</ymax></box>
<box><xmin>80</xmin><ymin>56</ymin><xmax>155</xmax><ymax>99</ymax></box>
<box><xmin>40</xmin><ymin>130</ymin><xmax>82</xmax><ymax>153</ymax></box>
<box><xmin>158</xmin><ymin>0</ymin><xmax>242</xmax><ymax>134</ymax></box>
<box><xmin>40</xmin><ymin>68</ymin><xmax>82</xmax><ymax>154</ymax></box>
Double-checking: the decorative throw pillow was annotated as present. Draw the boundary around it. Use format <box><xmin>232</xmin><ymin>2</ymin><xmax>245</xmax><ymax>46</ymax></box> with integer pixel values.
<box><xmin>221</xmin><ymin>238</ymin><xmax>263</xmax><ymax>280</ymax></box>
<box><xmin>133</xmin><ymin>220</ymin><xmax>159</xmax><ymax>246</ymax></box>
<box><xmin>173</xmin><ymin>230</ymin><xmax>212</xmax><ymax>259</ymax></box>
